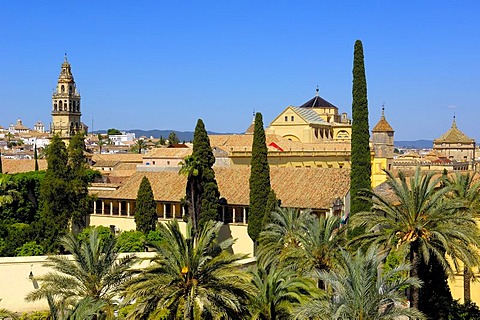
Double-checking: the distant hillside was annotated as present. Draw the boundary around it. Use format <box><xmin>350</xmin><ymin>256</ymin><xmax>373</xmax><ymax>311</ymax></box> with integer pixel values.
<box><xmin>394</xmin><ymin>140</ymin><xmax>433</xmax><ymax>149</ymax></box>
<box><xmin>94</xmin><ymin>129</ymin><xmax>236</xmax><ymax>142</ymax></box>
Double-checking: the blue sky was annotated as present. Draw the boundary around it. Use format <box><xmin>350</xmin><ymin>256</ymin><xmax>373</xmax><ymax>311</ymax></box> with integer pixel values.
<box><xmin>1</xmin><ymin>1</ymin><xmax>479</xmax><ymax>141</ymax></box>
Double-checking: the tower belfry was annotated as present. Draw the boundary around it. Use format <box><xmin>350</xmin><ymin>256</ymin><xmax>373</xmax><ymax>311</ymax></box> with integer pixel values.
<box><xmin>51</xmin><ymin>55</ymin><xmax>82</xmax><ymax>138</ymax></box>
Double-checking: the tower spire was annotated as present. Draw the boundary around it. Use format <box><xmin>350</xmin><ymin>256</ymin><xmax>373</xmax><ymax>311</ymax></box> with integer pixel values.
<box><xmin>452</xmin><ymin>114</ymin><xmax>457</xmax><ymax>128</ymax></box>
<box><xmin>315</xmin><ymin>85</ymin><xmax>319</xmax><ymax>97</ymax></box>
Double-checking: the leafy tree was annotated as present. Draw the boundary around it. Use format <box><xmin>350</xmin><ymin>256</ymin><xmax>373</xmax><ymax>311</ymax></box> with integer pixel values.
<box><xmin>123</xmin><ymin>220</ymin><xmax>253</xmax><ymax>319</ymax></box>
<box><xmin>26</xmin><ymin>229</ymin><xmax>137</xmax><ymax>319</ymax></box>
<box><xmin>295</xmin><ymin>247</ymin><xmax>425</xmax><ymax>320</ymax></box>
<box><xmin>15</xmin><ymin>241</ymin><xmax>44</xmax><ymax>256</ymax></box>
<box><xmin>107</xmin><ymin>128</ymin><xmax>122</xmax><ymax>136</ymax></box>
<box><xmin>167</xmin><ymin>131</ymin><xmax>179</xmax><ymax>145</ymax></box>
<box><xmin>159</xmin><ymin>135</ymin><xmax>166</xmax><ymax>145</ymax></box>
<box><xmin>185</xmin><ymin>119</ymin><xmax>219</xmax><ymax>232</ymax></box>
<box><xmin>77</xmin><ymin>226</ymin><xmax>113</xmax><ymax>247</ymax></box>
<box><xmin>116</xmin><ymin>230</ymin><xmax>145</xmax><ymax>253</ymax></box>
<box><xmin>350</xmin><ymin>169</ymin><xmax>480</xmax><ymax>310</ymax></box>
<box><xmin>134</xmin><ymin>176</ymin><xmax>158</xmax><ymax>233</ymax></box>
<box><xmin>249</xmin><ymin>112</ymin><xmax>271</xmax><ymax>244</ymax></box>
<box><xmin>350</xmin><ymin>39</ymin><xmax>371</xmax><ymax>216</ymax></box>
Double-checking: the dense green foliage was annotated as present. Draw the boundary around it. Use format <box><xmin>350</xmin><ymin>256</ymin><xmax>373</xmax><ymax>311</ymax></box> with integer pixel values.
<box><xmin>351</xmin><ymin>168</ymin><xmax>480</xmax><ymax>311</ymax></box>
<box><xmin>134</xmin><ymin>176</ymin><xmax>158</xmax><ymax>233</ymax></box>
<box><xmin>123</xmin><ymin>220</ymin><xmax>253</xmax><ymax>319</ymax></box>
<box><xmin>350</xmin><ymin>39</ymin><xmax>371</xmax><ymax>216</ymax></box>
<box><xmin>107</xmin><ymin>128</ymin><xmax>122</xmax><ymax>135</ymax></box>
<box><xmin>167</xmin><ymin>131</ymin><xmax>179</xmax><ymax>145</ymax></box>
<box><xmin>0</xmin><ymin>150</ymin><xmax>2</xmax><ymax>174</ymax></box>
<box><xmin>34</xmin><ymin>145</ymin><xmax>39</xmax><ymax>171</ymax></box>
<box><xmin>184</xmin><ymin>119</ymin><xmax>219</xmax><ymax>232</ymax></box>
<box><xmin>248</xmin><ymin>112</ymin><xmax>271</xmax><ymax>243</ymax></box>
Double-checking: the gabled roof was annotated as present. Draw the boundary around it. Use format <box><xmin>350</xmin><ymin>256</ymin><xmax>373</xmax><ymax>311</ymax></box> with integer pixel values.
<box><xmin>433</xmin><ymin>118</ymin><xmax>474</xmax><ymax>144</ymax></box>
<box><xmin>372</xmin><ymin>109</ymin><xmax>394</xmax><ymax>132</ymax></box>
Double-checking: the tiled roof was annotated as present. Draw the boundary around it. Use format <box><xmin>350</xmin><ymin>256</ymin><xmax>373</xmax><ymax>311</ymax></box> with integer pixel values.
<box><xmin>372</xmin><ymin>111</ymin><xmax>394</xmax><ymax>132</ymax></box>
<box><xmin>95</xmin><ymin>167</ymin><xmax>350</xmax><ymax>210</ymax></box>
<box><xmin>434</xmin><ymin>119</ymin><xmax>474</xmax><ymax>144</ymax></box>
<box><xmin>1</xmin><ymin>159</ymin><xmax>48</xmax><ymax>173</ymax></box>
<box><xmin>145</xmin><ymin>147</ymin><xmax>192</xmax><ymax>159</ymax></box>
<box><xmin>109</xmin><ymin>163</ymin><xmax>138</xmax><ymax>177</ymax></box>
<box><xmin>91</xmin><ymin>153</ymin><xmax>144</xmax><ymax>164</ymax></box>
<box><xmin>93</xmin><ymin>160</ymin><xmax>120</xmax><ymax>168</ymax></box>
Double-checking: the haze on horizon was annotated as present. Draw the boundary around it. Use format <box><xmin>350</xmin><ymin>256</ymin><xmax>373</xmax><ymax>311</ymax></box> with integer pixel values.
<box><xmin>1</xmin><ymin>1</ymin><xmax>479</xmax><ymax>142</ymax></box>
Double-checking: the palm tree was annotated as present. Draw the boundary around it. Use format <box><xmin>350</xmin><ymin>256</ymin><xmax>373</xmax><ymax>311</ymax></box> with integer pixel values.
<box><xmin>350</xmin><ymin>168</ymin><xmax>480</xmax><ymax>309</ymax></box>
<box><xmin>250</xmin><ymin>259</ymin><xmax>316</xmax><ymax>320</ymax></box>
<box><xmin>134</xmin><ymin>139</ymin><xmax>147</xmax><ymax>154</ymax></box>
<box><xmin>0</xmin><ymin>306</ymin><xmax>18</xmax><ymax>320</ymax></box>
<box><xmin>179</xmin><ymin>155</ymin><xmax>202</xmax><ymax>236</ymax></box>
<box><xmin>26</xmin><ymin>229</ymin><xmax>137</xmax><ymax>319</ymax></box>
<box><xmin>294</xmin><ymin>246</ymin><xmax>425</xmax><ymax>320</ymax></box>
<box><xmin>258</xmin><ymin>208</ymin><xmax>310</xmax><ymax>267</ymax></box>
<box><xmin>123</xmin><ymin>219</ymin><xmax>254</xmax><ymax>319</ymax></box>
<box><xmin>295</xmin><ymin>214</ymin><xmax>345</xmax><ymax>276</ymax></box>
<box><xmin>0</xmin><ymin>175</ymin><xmax>20</xmax><ymax>207</ymax></box>
<box><xmin>446</xmin><ymin>172</ymin><xmax>480</xmax><ymax>303</ymax></box>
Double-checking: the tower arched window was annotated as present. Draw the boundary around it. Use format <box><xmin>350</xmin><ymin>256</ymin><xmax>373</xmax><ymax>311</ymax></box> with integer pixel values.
<box><xmin>59</xmin><ymin>100</ymin><xmax>63</xmax><ymax>111</ymax></box>
<box><xmin>61</xmin><ymin>85</ymin><xmax>65</xmax><ymax>93</ymax></box>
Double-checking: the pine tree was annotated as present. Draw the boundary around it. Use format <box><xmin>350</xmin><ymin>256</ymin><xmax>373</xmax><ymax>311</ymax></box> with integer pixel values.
<box><xmin>188</xmin><ymin>119</ymin><xmax>219</xmax><ymax>231</ymax></box>
<box><xmin>135</xmin><ymin>176</ymin><xmax>158</xmax><ymax>234</ymax></box>
<box><xmin>38</xmin><ymin>135</ymin><xmax>72</xmax><ymax>252</ymax></box>
<box><xmin>248</xmin><ymin>112</ymin><xmax>271</xmax><ymax>244</ymax></box>
<box><xmin>34</xmin><ymin>145</ymin><xmax>39</xmax><ymax>171</ymax></box>
<box><xmin>350</xmin><ymin>40</ymin><xmax>371</xmax><ymax>215</ymax></box>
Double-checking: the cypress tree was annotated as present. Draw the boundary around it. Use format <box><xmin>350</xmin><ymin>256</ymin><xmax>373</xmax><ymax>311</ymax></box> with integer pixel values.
<box><xmin>190</xmin><ymin>119</ymin><xmax>219</xmax><ymax>231</ymax></box>
<box><xmin>135</xmin><ymin>176</ymin><xmax>158</xmax><ymax>234</ymax></box>
<box><xmin>0</xmin><ymin>150</ymin><xmax>2</xmax><ymax>173</ymax></box>
<box><xmin>38</xmin><ymin>135</ymin><xmax>72</xmax><ymax>252</ymax></box>
<box><xmin>34</xmin><ymin>145</ymin><xmax>39</xmax><ymax>171</ymax></box>
<box><xmin>262</xmin><ymin>189</ymin><xmax>278</xmax><ymax>227</ymax></box>
<box><xmin>68</xmin><ymin>133</ymin><xmax>89</xmax><ymax>232</ymax></box>
<box><xmin>248</xmin><ymin>112</ymin><xmax>271</xmax><ymax>243</ymax></box>
<box><xmin>350</xmin><ymin>40</ymin><xmax>371</xmax><ymax>215</ymax></box>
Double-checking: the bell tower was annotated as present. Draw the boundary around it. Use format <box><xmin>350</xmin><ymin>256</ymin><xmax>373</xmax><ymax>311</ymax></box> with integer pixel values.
<box><xmin>51</xmin><ymin>55</ymin><xmax>82</xmax><ymax>138</ymax></box>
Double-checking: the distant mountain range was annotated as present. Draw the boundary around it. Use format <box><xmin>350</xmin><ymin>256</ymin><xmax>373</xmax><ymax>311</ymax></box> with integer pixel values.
<box><xmin>394</xmin><ymin>140</ymin><xmax>433</xmax><ymax>149</ymax></box>
<box><xmin>95</xmin><ymin>129</ymin><xmax>434</xmax><ymax>149</ymax></box>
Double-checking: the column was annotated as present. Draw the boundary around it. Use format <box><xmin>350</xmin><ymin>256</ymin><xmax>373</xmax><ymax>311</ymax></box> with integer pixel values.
<box><xmin>101</xmin><ymin>201</ymin><xmax>105</xmax><ymax>214</ymax></box>
<box><xmin>93</xmin><ymin>201</ymin><xmax>97</xmax><ymax>214</ymax></box>
<box><xmin>243</xmin><ymin>207</ymin><xmax>247</xmax><ymax>224</ymax></box>
<box><xmin>110</xmin><ymin>201</ymin><xmax>113</xmax><ymax>215</ymax></box>
<box><xmin>127</xmin><ymin>202</ymin><xmax>131</xmax><ymax>216</ymax></box>
<box><xmin>172</xmin><ymin>204</ymin><xmax>176</xmax><ymax>218</ymax></box>
<box><xmin>119</xmin><ymin>202</ymin><xmax>122</xmax><ymax>216</ymax></box>
<box><xmin>163</xmin><ymin>204</ymin><xmax>166</xmax><ymax>219</ymax></box>
<box><xmin>232</xmin><ymin>207</ymin><xmax>236</xmax><ymax>223</ymax></box>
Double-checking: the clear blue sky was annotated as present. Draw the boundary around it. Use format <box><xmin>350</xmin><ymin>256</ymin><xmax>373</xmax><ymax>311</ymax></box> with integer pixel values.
<box><xmin>1</xmin><ymin>1</ymin><xmax>479</xmax><ymax>141</ymax></box>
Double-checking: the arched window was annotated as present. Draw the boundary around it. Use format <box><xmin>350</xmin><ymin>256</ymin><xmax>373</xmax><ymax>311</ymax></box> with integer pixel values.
<box><xmin>59</xmin><ymin>100</ymin><xmax>63</xmax><ymax>111</ymax></box>
<box><xmin>291</xmin><ymin>116</ymin><xmax>294</xmax><ymax>121</ymax></box>
<box><xmin>284</xmin><ymin>116</ymin><xmax>288</xmax><ymax>122</ymax></box>
<box><xmin>61</xmin><ymin>85</ymin><xmax>65</xmax><ymax>93</ymax></box>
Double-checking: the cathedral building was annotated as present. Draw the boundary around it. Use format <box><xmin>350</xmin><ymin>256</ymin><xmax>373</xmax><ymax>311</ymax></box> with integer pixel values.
<box><xmin>50</xmin><ymin>55</ymin><xmax>84</xmax><ymax>138</ymax></box>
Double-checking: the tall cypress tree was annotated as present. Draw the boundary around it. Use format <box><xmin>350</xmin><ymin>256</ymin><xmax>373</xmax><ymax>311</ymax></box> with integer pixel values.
<box><xmin>248</xmin><ymin>112</ymin><xmax>271</xmax><ymax>243</ymax></box>
<box><xmin>135</xmin><ymin>176</ymin><xmax>157</xmax><ymax>234</ymax></box>
<box><xmin>68</xmin><ymin>133</ymin><xmax>89</xmax><ymax>232</ymax></box>
<box><xmin>188</xmin><ymin>119</ymin><xmax>220</xmax><ymax>232</ymax></box>
<box><xmin>350</xmin><ymin>40</ymin><xmax>371</xmax><ymax>215</ymax></box>
<box><xmin>37</xmin><ymin>135</ymin><xmax>72</xmax><ymax>252</ymax></box>
<box><xmin>34</xmin><ymin>145</ymin><xmax>39</xmax><ymax>171</ymax></box>
<box><xmin>0</xmin><ymin>150</ymin><xmax>2</xmax><ymax>174</ymax></box>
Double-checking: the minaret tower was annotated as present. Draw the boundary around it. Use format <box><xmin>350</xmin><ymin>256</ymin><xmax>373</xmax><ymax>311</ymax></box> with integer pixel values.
<box><xmin>371</xmin><ymin>106</ymin><xmax>395</xmax><ymax>187</ymax></box>
<box><xmin>51</xmin><ymin>55</ymin><xmax>82</xmax><ymax>138</ymax></box>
